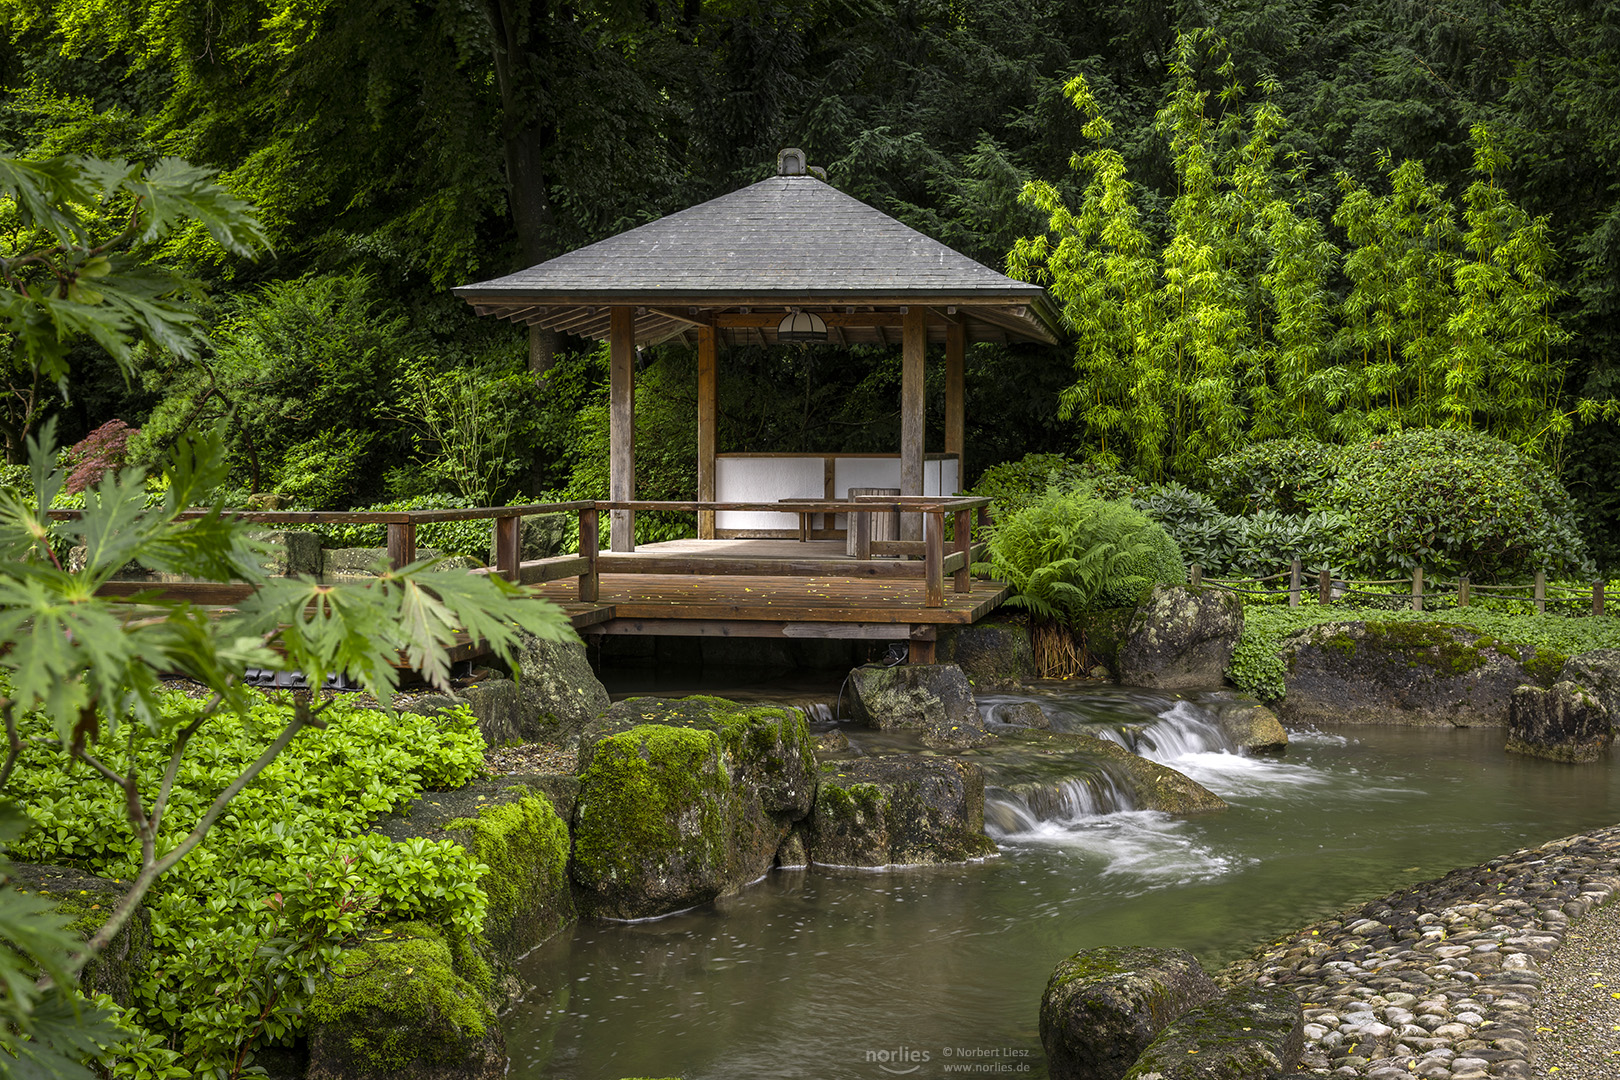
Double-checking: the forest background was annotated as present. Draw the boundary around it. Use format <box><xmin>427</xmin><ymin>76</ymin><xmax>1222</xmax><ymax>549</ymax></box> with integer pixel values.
<box><xmin>4</xmin><ymin>0</ymin><xmax>1619</xmax><ymax>564</ymax></box>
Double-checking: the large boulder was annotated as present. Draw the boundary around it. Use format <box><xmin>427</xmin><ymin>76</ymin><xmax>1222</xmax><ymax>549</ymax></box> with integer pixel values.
<box><xmin>510</xmin><ymin>633</ymin><xmax>611</xmax><ymax>741</ymax></box>
<box><xmin>519</xmin><ymin>512</ymin><xmax>575</xmax><ymax>561</ymax></box>
<box><xmin>1562</xmin><ymin>648</ymin><xmax>1620</xmax><ymax>718</ymax></box>
<box><xmin>1040</xmin><ymin>945</ymin><xmax>1220</xmax><ymax>1080</ymax></box>
<box><xmin>1073</xmin><ymin>607</ymin><xmax>1134</xmax><ymax>672</ymax></box>
<box><xmin>406</xmin><ymin>674</ymin><xmax>531</xmax><ymax>752</ymax></box>
<box><xmin>1117</xmin><ymin>587</ymin><xmax>1243</xmax><ymax>690</ymax></box>
<box><xmin>1124</xmin><ymin>983</ymin><xmax>1305</xmax><ymax>1080</ymax></box>
<box><xmin>372</xmin><ymin>777</ymin><xmax>576</xmax><ymax>965</ymax></box>
<box><xmin>846</xmin><ymin>663</ymin><xmax>991</xmax><ymax>747</ymax></box>
<box><xmin>808</xmin><ymin>755</ymin><xmax>998</xmax><ymax>866</ymax></box>
<box><xmin>250</xmin><ymin>528</ymin><xmax>323</xmax><ymax>577</ymax></box>
<box><xmin>936</xmin><ymin>616</ymin><xmax>1036</xmax><ymax>687</ymax></box>
<box><xmin>570</xmin><ymin>696</ymin><xmax>817</xmax><ymax>919</ymax></box>
<box><xmin>306</xmin><ymin>923</ymin><xmax>504</xmax><ymax>1080</ymax></box>
<box><xmin>10</xmin><ymin>863</ymin><xmax>151</xmax><ymax>1008</ymax></box>
<box><xmin>320</xmin><ymin>547</ymin><xmax>475</xmax><ymax>580</ymax></box>
<box><xmin>1506</xmin><ymin>681</ymin><xmax>1612</xmax><ymax>762</ymax></box>
<box><xmin>982</xmin><ymin>730</ymin><xmax>1228</xmax><ymax>819</ymax></box>
<box><xmin>1274</xmin><ymin>620</ymin><xmax>1563</xmax><ymax>726</ymax></box>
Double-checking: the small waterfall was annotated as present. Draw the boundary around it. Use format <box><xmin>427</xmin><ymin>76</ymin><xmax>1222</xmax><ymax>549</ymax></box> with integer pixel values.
<box><xmin>1110</xmin><ymin>700</ymin><xmax>1237</xmax><ymax>765</ymax></box>
<box><xmin>984</xmin><ymin>771</ymin><xmax>1136</xmax><ymax>836</ymax></box>
<box><xmin>797</xmin><ymin>701</ymin><xmax>837</xmax><ymax>725</ymax></box>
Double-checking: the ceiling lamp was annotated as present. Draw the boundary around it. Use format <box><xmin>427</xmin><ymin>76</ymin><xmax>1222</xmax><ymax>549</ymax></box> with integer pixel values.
<box><xmin>777</xmin><ymin>310</ymin><xmax>828</xmax><ymax>344</ymax></box>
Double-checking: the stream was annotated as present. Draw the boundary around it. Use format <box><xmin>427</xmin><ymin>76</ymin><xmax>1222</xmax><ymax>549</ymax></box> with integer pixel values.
<box><xmin>502</xmin><ymin>683</ymin><xmax>1620</xmax><ymax>1080</ymax></box>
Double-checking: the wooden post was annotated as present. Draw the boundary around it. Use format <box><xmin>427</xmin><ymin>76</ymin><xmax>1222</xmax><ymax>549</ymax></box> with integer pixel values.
<box><xmin>952</xmin><ymin>508</ymin><xmax>971</xmax><ymax>593</ymax></box>
<box><xmin>924</xmin><ymin>509</ymin><xmax>945</xmax><ymax>608</ymax></box>
<box><xmin>1319</xmin><ymin>568</ymin><xmax>1332</xmax><ymax>606</ymax></box>
<box><xmin>909</xmin><ymin>625</ymin><xmax>937</xmax><ymax>665</ymax></box>
<box><xmin>386</xmin><ymin>521</ymin><xmax>416</xmax><ymax>570</ymax></box>
<box><xmin>1458</xmin><ymin>574</ymin><xmax>1470</xmax><ymax>607</ymax></box>
<box><xmin>578</xmin><ymin>506</ymin><xmax>600</xmax><ymax>602</ymax></box>
<box><xmin>1411</xmin><ymin>566</ymin><xmax>1423</xmax><ymax>612</ymax></box>
<box><xmin>853</xmin><ymin>504</ymin><xmax>872</xmax><ymax>560</ymax></box>
<box><xmin>1289</xmin><ymin>558</ymin><xmax>1302</xmax><ymax>608</ymax></box>
<box><xmin>1190</xmin><ymin>563</ymin><xmax>1203</xmax><ymax>588</ymax></box>
<box><xmin>493</xmin><ymin>514</ymin><xmax>521</xmax><ymax>581</ymax></box>
<box><xmin>696</xmin><ymin>324</ymin><xmax>717</xmax><ymax>540</ymax></box>
<box><xmin>1595</xmin><ymin>579</ymin><xmax>1605</xmax><ymax>617</ymax></box>
<box><xmin>900</xmin><ymin>306</ymin><xmax>927</xmax><ymax>542</ymax></box>
<box><xmin>945</xmin><ymin>318</ymin><xmax>965</xmax><ymax>481</ymax></box>
<box><xmin>609</xmin><ymin>306</ymin><xmax>636</xmax><ymax>552</ymax></box>
<box><xmin>1534</xmin><ymin>570</ymin><xmax>1546</xmax><ymax>614</ymax></box>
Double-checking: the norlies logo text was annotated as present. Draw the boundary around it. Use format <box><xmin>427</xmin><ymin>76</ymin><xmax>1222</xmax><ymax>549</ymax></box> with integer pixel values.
<box><xmin>866</xmin><ymin>1046</ymin><xmax>932</xmax><ymax>1074</ymax></box>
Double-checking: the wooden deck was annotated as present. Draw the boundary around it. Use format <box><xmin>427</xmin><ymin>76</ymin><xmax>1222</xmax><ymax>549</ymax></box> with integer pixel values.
<box><xmin>527</xmin><ymin>539</ymin><xmax>1009</xmax><ymax>660</ymax></box>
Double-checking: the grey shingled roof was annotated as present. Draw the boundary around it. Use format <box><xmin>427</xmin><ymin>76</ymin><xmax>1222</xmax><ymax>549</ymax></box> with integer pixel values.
<box><xmin>453</xmin><ymin>175</ymin><xmax>1059</xmax><ymax>345</ymax></box>
<box><xmin>459</xmin><ymin>176</ymin><xmax>1044</xmax><ymax>299</ymax></box>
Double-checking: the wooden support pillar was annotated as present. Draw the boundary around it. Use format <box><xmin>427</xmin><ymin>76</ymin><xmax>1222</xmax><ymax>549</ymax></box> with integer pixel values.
<box><xmin>578</xmin><ymin>506</ymin><xmax>600</xmax><ymax>602</ymax></box>
<box><xmin>493</xmin><ymin>514</ymin><xmax>520</xmax><ymax>581</ymax></box>
<box><xmin>908</xmin><ymin>625</ymin><xmax>937</xmax><ymax>665</ymax></box>
<box><xmin>609</xmin><ymin>306</ymin><xmax>636</xmax><ymax>551</ymax></box>
<box><xmin>900</xmin><ymin>306</ymin><xmax>926</xmax><ymax>542</ymax></box>
<box><xmin>945</xmin><ymin>318</ymin><xmax>965</xmax><ymax>484</ymax></box>
<box><xmin>386</xmin><ymin>521</ymin><xmax>416</xmax><ymax>570</ymax></box>
<box><xmin>696</xmin><ymin>324</ymin><xmax>717</xmax><ymax>539</ymax></box>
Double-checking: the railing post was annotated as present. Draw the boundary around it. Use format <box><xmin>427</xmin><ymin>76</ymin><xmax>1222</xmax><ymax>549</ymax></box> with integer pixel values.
<box><xmin>1319</xmin><ymin>568</ymin><xmax>1332</xmax><ymax>606</ymax></box>
<box><xmin>1534</xmin><ymin>570</ymin><xmax>1546</xmax><ymax>614</ymax></box>
<box><xmin>1411</xmin><ymin>566</ymin><xmax>1423</xmax><ymax>613</ymax></box>
<box><xmin>1289</xmin><ymin>558</ymin><xmax>1302</xmax><ymax>608</ymax></box>
<box><xmin>578</xmin><ymin>506</ymin><xmax>600</xmax><ymax>603</ymax></box>
<box><xmin>952</xmin><ymin>508</ymin><xmax>971</xmax><ymax>593</ymax></box>
<box><xmin>853</xmin><ymin>504</ymin><xmax>872</xmax><ymax>561</ymax></box>
<box><xmin>1458</xmin><ymin>574</ymin><xmax>1470</xmax><ymax>608</ymax></box>
<box><xmin>493</xmin><ymin>513</ymin><xmax>521</xmax><ymax>582</ymax></box>
<box><xmin>386</xmin><ymin>520</ymin><xmax>416</xmax><ymax>570</ymax></box>
<box><xmin>924</xmin><ymin>510</ymin><xmax>945</xmax><ymax>608</ymax></box>
<box><xmin>1595</xmin><ymin>579</ymin><xmax>1605</xmax><ymax>617</ymax></box>
<box><xmin>1190</xmin><ymin>563</ymin><xmax>1203</xmax><ymax>588</ymax></box>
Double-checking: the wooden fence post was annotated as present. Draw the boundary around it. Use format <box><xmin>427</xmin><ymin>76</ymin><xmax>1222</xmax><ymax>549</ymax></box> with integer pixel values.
<box><xmin>924</xmin><ymin>510</ymin><xmax>945</xmax><ymax>608</ymax></box>
<box><xmin>1595</xmin><ymin>580</ymin><xmax>1605</xmax><ymax>617</ymax></box>
<box><xmin>1534</xmin><ymin>570</ymin><xmax>1546</xmax><ymax>614</ymax></box>
<box><xmin>578</xmin><ymin>506</ymin><xmax>600</xmax><ymax>603</ymax></box>
<box><xmin>493</xmin><ymin>514</ymin><xmax>521</xmax><ymax>582</ymax></box>
<box><xmin>1289</xmin><ymin>558</ymin><xmax>1302</xmax><ymax>608</ymax></box>
<box><xmin>1458</xmin><ymin>574</ymin><xmax>1470</xmax><ymax>608</ymax></box>
<box><xmin>1190</xmin><ymin>563</ymin><xmax>1203</xmax><ymax>588</ymax></box>
<box><xmin>1319</xmin><ymin>568</ymin><xmax>1332</xmax><ymax>606</ymax></box>
<box><xmin>386</xmin><ymin>521</ymin><xmax>416</xmax><ymax>571</ymax></box>
<box><xmin>1411</xmin><ymin>566</ymin><xmax>1423</xmax><ymax>613</ymax></box>
<box><xmin>952</xmin><ymin>508</ymin><xmax>971</xmax><ymax>594</ymax></box>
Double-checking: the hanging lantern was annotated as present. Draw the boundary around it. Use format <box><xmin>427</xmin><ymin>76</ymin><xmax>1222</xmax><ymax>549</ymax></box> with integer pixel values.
<box><xmin>776</xmin><ymin>309</ymin><xmax>828</xmax><ymax>344</ymax></box>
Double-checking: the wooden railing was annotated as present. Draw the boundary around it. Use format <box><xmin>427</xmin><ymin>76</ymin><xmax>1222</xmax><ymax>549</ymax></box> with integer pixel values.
<box><xmin>1191</xmin><ymin>559</ymin><xmax>1610</xmax><ymax>617</ymax></box>
<box><xmin>49</xmin><ymin>495</ymin><xmax>993</xmax><ymax>610</ymax></box>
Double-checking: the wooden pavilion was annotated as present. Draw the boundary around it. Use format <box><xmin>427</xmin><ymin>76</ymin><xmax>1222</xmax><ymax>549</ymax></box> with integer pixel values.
<box><xmin>450</xmin><ymin>149</ymin><xmax>1062</xmax><ymax>659</ymax></box>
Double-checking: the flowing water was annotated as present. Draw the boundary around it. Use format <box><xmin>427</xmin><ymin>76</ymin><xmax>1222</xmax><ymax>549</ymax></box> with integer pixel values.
<box><xmin>504</xmin><ymin>684</ymin><xmax>1620</xmax><ymax>1080</ymax></box>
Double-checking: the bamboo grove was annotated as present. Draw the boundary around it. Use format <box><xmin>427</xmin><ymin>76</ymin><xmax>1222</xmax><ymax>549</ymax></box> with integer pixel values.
<box><xmin>1010</xmin><ymin>33</ymin><xmax>1604</xmax><ymax>484</ymax></box>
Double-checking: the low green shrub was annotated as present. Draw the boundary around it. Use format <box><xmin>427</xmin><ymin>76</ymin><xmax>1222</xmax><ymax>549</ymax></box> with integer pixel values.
<box><xmin>9</xmin><ymin>692</ymin><xmax>490</xmax><ymax>1076</ymax></box>
<box><xmin>983</xmin><ymin>490</ymin><xmax>1185</xmax><ymax>623</ymax></box>
<box><xmin>1228</xmin><ymin>601</ymin><xmax>1620</xmax><ymax>700</ymax></box>
<box><xmin>969</xmin><ymin>452</ymin><xmax>1144</xmax><ymax>520</ymax></box>
<box><xmin>1318</xmin><ymin>428</ymin><xmax>1591</xmax><ymax>582</ymax></box>
<box><xmin>1202</xmin><ymin>438</ymin><xmax>1341</xmax><ymax>515</ymax></box>
<box><xmin>272</xmin><ymin>428</ymin><xmax>377</xmax><ymax>510</ymax></box>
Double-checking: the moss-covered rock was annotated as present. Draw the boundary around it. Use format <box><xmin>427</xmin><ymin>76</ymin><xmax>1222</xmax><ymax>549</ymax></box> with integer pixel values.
<box><xmin>1506</xmin><ymin>681</ymin><xmax>1612</xmax><ymax>762</ymax></box>
<box><xmin>1562</xmin><ymin>648</ymin><xmax>1620</xmax><ymax>718</ymax></box>
<box><xmin>372</xmin><ymin>777</ymin><xmax>577</xmax><ymax>965</ymax></box>
<box><xmin>9</xmin><ymin>863</ymin><xmax>151</xmax><ymax>1008</ymax></box>
<box><xmin>1041</xmin><ymin>945</ymin><xmax>1219</xmax><ymax>1080</ymax></box>
<box><xmin>980</xmin><ymin>731</ymin><xmax>1228</xmax><ymax>816</ymax></box>
<box><xmin>1123</xmin><ymin>983</ymin><xmax>1304</xmax><ymax>1079</ymax></box>
<box><xmin>808</xmin><ymin>755</ymin><xmax>997</xmax><ymax>866</ymax></box>
<box><xmin>407</xmin><ymin>675</ymin><xmax>541</xmax><ymax>754</ymax></box>
<box><xmin>306</xmin><ymin>923</ymin><xmax>504</xmax><ymax>1080</ymax></box>
<box><xmin>1118</xmin><ymin>587</ymin><xmax>1244</xmax><ymax>691</ymax></box>
<box><xmin>571</xmin><ymin>696</ymin><xmax>817</xmax><ymax>919</ymax></box>
<box><xmin>1072</xmin><ymin>607</ymin><xmax>1134</xmax><ymax>672</ymax></box>
<box><xmin>846</xmin><ymin>662</ymin><xmax>991</xmax><ymax>747</ymax></box>
<box><xmin>937</xmin><ymin>615</ymin><xmax>1036</xmax><ymax>687</ymax></box>
<box><xmin>1275</xmin><ymin>620</ymin><xmax>1552</xmax><ymax>726</ymax></box>
<box><xmin>511</xmin><ymin>633</ymin><xmax>611</xmax><ymax>740</ymax></box>
<box><xmin>1200</xmin><ymin>691</ymin><xmax>1288</xmax><ymax>753</ymax></box>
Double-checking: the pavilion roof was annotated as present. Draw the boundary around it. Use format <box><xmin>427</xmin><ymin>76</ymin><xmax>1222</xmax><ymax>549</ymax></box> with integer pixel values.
<box><xmin>453</xmin><ymin>175</ymin><xmax>1061</xmax><ymax>347</ymax></box>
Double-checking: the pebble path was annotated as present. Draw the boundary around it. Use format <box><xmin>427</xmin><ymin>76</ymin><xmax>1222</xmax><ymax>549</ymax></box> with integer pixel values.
<box><xmin>1219</xmin><ymin>824</ymin><xmax>1620</xmax><ymax>1078</ymax></box>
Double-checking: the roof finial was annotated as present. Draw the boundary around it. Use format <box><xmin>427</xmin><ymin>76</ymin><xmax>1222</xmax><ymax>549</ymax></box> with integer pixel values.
<box><xmin>778</xmin><ymin>148</ymin><xmax>807</xmax><ymax>176</ymax></box>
